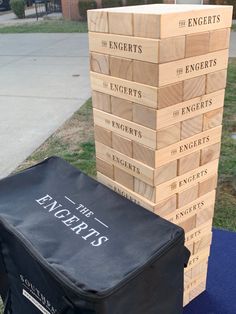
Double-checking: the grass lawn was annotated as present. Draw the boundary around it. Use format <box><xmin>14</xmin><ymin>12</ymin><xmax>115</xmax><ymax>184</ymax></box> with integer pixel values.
<box><xmin>0</xmin><ymin>60</ymin><xmax>235</xmax><ymax>314</ymax></box>
<box><xmin>232</xmin><ymin>24</ymin><xmax>236</xmax><ymax>31</ymax></box>
<box><xmin>0</xmin><ymin>20</ymin><xmax>88</xmax><ymax>33</ymax></box>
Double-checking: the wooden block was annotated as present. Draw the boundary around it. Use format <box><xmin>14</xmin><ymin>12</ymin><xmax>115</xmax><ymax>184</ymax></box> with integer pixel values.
<box><xmin>189</xmin><ymin>280</ymin><xmax>206</xmax><ymax>303</ymax></box>
<box><xmin>153</xmin><ymin>195</ymin><xmax>177</xmax><ymax>217</ymax></box>
<box><xmin>200</xmin><ymin>142</ymin><xmax>221</xmax><ymax>166</ymax></box>
<box><xmin>95</xmin><ymin>141</ymin><xmax>154</xmax><ymax>185</ymax></box>
<box><xmin>134</xmin><ymin>178</ymin><xmax>155</xmax><ymax>203</ymax></box>
<box><xmin>155</xmin><ymin>126</ymin><xmax>222</xmax><ymax>167</ymax></box>
<box><xmin>108</xmin><ymin>12</ymin><xmax>133</xmax><ymax>36</ymax></box>
<box><xmin>111</xmin><ymin>96</ymin><xmax>133</xmax><ymax>121</ymax></box>
<box><xmin>90</xmin><ymin>72</ymin><xmax>158</xmax><ymax>109</ymax></box>
<box><xmin>90</xmin><ymin>52</ymin><xmax>109</xmax><ymax>75</ymax></box>
<box><xmin>183</xmin><ymin>75</ymin><xmax>206</xmax><ymax>101</ymax></box>
<box><xmin>97</xmin><ymin>172</ymin><xmax>155</xmax><ymax>210</ymax></box>
<box><xmin>110</xmin><ymin>56</ymin><xmax>133</xmax><ymax>81</ymax></box>
<box><xmin>199</xmin><ymin>175</ymin><xmax>218</xmax><ymax>198</ymax></box>
<box><xmin>96</xmin><ymin>157</ymin><xmax>113</xmax><ymax>179</ymax></box>
<box><xmin>94</xmin><ymin>125</ymin><xmax>112</xmax><ymax>147</ymax></box>
<box><xmin>185</xmin><ymin>219</ymin><xmax>213</xmax><ymax>246</ymax></box>
<box><xmin>92</xmin><ymin>91</ymin><xmax>111</xmax><ymax>113</ymax></box>
<box><xmin>191</xmin><ymin>258</ymin><xmax>208</xmax><ymax>278</ymax></box>
<box><xmin>133</xmin><ymin>142</ymin><xmax>155</xmax><ymax>168</ymax></box>
<box><xmin>181</xmin><ymin>115</ymin><xmax>203</xmax><ymax>140</ymax></box>
<box><xmin>187</xmin><ymin>247</ymin><xmax>210</xmax><ymax>268</ymax></box>
<box><xmin>159</xmin><ymin>36</ymin><xmax>185</xmax><ymax>63</ymax></box>
<box><xmin>185</xmin><ymin>242</ymin><xmax>194</xmax><ymax>255</ymax></box>
<box><xmin>158</xmin><ymin>82</ymin><xmax>183</xmax><ymax>109</ymax></box>
<box><xmin>165</xmin><ymin>190</ymin><xmax>216</xmax><ymax>225</ymax></box>
<box><xmin>93</xmin><ymin>109</ymin><xmax>157</xmax><ymax>149</ymax></box>
<box><xmin>133</xmin><ymin>14</ymin><xmax>160</xmax><ymax>39</ymax></box>
<box><xmin>184</xmin><ymin>274</ymin><xmax>207</xmax><ymax>294</ymax></box>
<box><xmin>194</xmin><ymin>232</ymin><xmax>212</xmax><ymax>254</ymax></box>
<box><xmin>155</xmin><ymin>159</ymin><xmax>219</xmax><ymax>202</ymax></box>
<box><xmin>178</xmin><ymin>151</ymin><xmax>200</xmax><ymax>176</ymax></box>
<box><xmin>196</xmin><ymin>204</ymin><xmax>215</xmax><ymax>227</ymax></box>
<box><xmin>133</xmin><ymin>60</ymin><xmax>158</xmax><ymax>87</ymax></box>
<box><xmin>154</xmin><ymin>161</ymin><xmax>177</xmax><ymax>186</ymax></box>
<box><xmin>158</xmin><ymin>50</ymin><xmax>229</xmax><ymax>87</ymax></box>
<box><xmin>156</xmin><ymin>90</ymin><xmax>225</xmax><ymax>130</ymax></box>
<box><xmin>206</xmin><ymin>69</ymin><xmax>227</xmax><ymax>94</ymax></box>
<box><xmin>88</xmin><ymin>11</ymin><xmax>108</xmax><ymax>33</ymax></box>
<box><xmin>133</xmin><ymin>104</ymin><xmax>157</xmax><ymax>130</ymax></box>
<box><xmin>88</xmin><ymin>32</ymin><xmax>159</xmax><ymax>63</ymax></box>
<box><xmin>112</xmin><ymin>133</ymin><xmax>132</xmax><ymax>158</ymax></box>
<box><xmin>179</xmin><ymin>215</ymin><xmax>196</xmax><ymax>233</ymax></box>
<box><xmin>183</xmin><ymin>293</ymin><xmax>190</xmax><ymax>307</ymax></box>
<box><xmin>178</xmin><ymin>185</ymin><xmax>199</xmax><ymax>208</ymax></box>
<box><xmin>185</xmin><ymin>32</ymin><xmax>210</xmax><ymax>58</ymax></box>
<box><xmin>203</xmin><ymin>108</ymin><xmax>223</xmax><ymax>130</ymax></box>
<box><xmin>156</xmin><ymin>123</ymin><xmax>181</xmax><ymax>149</ymax></box>
<box><xmin>114</xmin><ymin>167</ymin><xmax>134</xmax><ymax>191</ymax></box>
<box><xmin>209</xmin><ymin>28</ymin><xmax>231</xmax><ymax>52</ymax></box>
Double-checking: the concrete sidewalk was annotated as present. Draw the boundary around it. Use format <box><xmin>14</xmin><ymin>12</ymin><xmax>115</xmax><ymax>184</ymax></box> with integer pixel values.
<box><xmin>0</xmin><ymin>33</ymin><xmax>90</xmax><ymax>179</ymax></box>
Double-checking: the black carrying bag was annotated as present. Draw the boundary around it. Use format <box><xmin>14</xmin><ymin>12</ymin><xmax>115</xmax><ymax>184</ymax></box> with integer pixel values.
<box><xmin>0</xmin><ymin>157</ymin><xmax>190</xmax><ymax>314</ymax></box>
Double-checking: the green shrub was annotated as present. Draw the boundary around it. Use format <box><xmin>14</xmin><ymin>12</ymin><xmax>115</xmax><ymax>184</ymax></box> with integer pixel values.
<box><xmin>101</xmin><ymin>0</ymin><xmax>122</xmax><ymax>8</ymax></box>
<box><xmin>10</xmin><ymin>0</ymin><xmax>25</xmax><ymax>19</ymax></box>
<box><xmin>146</xmin><ymin>0</ymin><xmax>163</xmax><ymax>3</ymax></box>
<box><xmin>79</xmin><ymin>0</ymin><xmax>97</xmax><ymax>20</ymax></box>
<box><xmin>126</xmin><ymin>0</ymin><xmax>145</xmax><ymax>5</ymax></box>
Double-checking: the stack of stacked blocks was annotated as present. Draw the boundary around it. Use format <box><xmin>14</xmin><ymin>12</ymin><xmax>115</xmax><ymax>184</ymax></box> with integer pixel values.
<box><xmin>88</xmin><ymin>4</ymin><xmax>233</xmax><ymax>306</ymax></box>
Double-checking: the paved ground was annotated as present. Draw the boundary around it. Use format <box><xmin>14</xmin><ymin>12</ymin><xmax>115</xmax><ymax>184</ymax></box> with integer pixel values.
<box><xmin>0</xmin><ymin>33</ymin><xmax>90</xmax><ymax>179</ymax></box>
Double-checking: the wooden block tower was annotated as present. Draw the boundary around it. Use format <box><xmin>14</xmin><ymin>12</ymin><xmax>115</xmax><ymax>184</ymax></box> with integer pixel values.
<box><xmin>88</xmin><ymin>4</ymin><xmax>233</xmax><ymax>306</ymax></box>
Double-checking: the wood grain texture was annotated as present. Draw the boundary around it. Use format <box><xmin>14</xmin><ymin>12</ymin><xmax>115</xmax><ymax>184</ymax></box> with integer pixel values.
<box><xmin>193</xmin><ymin>232</ymin><xmax>212</xmax><ymax>254</ymax></box>
<box><xmin>88</xmin><ymin>32</ymin><xmax>159</xmax><ymax>63</ymax></box>
<box><xmin>184</xmin><ymin>273</ymin><xmax>207</xmax><ymax>294</ymax></box>
<box><xmin>134</xmin><ymin>178</ymin><xmax>155</xmax><ymax>203</ymax></box>
<box><xmin>187</xmin><ymin>247</ymin><xmax>210</xmax><ymax>269</ymax></box>
<box><xmin>209</xmin><ymin>28</ymin><xmax>231</xmax><ymax>52</ymax></box>
<box><xmin>109</xmin><ymin>56</ymin><xmax>133</xmax><ymax>80</ymax></box>
<box><xmin>185</xmin><ymin>32</ymin><xmax>210</xmax><ymax>58</ymax></box>
<box><xmin>179</xmin><ymin>215</ymin><xmax>196</xmax><ymax>233</ymax></box>
<box><xmin>178</xmin><ymin>184</ymin><xmax>199</xmax><ymax>208</ymax></box>
<box><xmin>92</xmin><ymin>90</ymin><xmax>111</xmax><ymax>113</ymax></box>
<box><xmin>90</xmin><ymin>72</ymin><xmax>158</xmax><ymax>109</ymax></box>
<box><xmin>203</xmin><ymin>108</ymin><xmax>223</xmax><ymax>130</ymax></box>
<box><xmin>156</xmin><ymin>90</ymin><xmax>225</xmax><ymax>130</ymax></box>
<box><xmin>133</xmin><ymin>14</ymin><xmax>160</xmax><ymax>39</ymax></box>
<box><xmin>111</xmin><ymin>96</ymin><xmax>133</xmax><ymax>120</ymax></box>
<box><xmin>181</xmin><ymin>115</ymin><xmax>203</xmax><ymax>140</ymax></box>
<box><xmin>94</xmin><ymin>125</ymin><xmax>112</xmax><ymax>147</ymax></box>
<box><xmin>93</xmin><ymin>108</ymin><xmax>157</xmax><ymax>149</ymax></box>
<box><xmin>112</xmin><ymin>132</ymin><xmax>133</xmax><ymax>157</ymax></box>
<box><xmin>114</xmin><ymin>166</ymin><xmax>134</xmax><ymax>191</ymax></box>
<box><xmin>133</xmin><ymin>60</ymin><xmax>158</xmax><ymax>86</ymax></box>
<box><xmin>159</xmin><ymin>36</ymin><xmax>185</xmax><ymax>63</ymax></box>
<box><xmin>155</xmin><ymin>159</ymin><xmax>219</xmax><ymax>202</ymax></box>
<box><xmin>155</xmin><ymin>126</ymin><xmax>222</xmax><ymax>167</ymax></box>
<box><xmin>133</xmin><ymin>103</ymin><xmax>157</xmax><ymax>130</ymax></box>
<box><xmin>154</xmin><ymin>160</ymin><xmax>177</xmax><ymax>185</ymax></box>
<box><xmin>88</xmin><ymin>11</ymin><xmax>108</xmax><ymax>33</ymax></box>
<box><xmin>201</xmin><ymin>142</ymin><xmax>221</xmax><ymax>166</ymax></box>
<box><xmin>108</xmin><ymin>12</ymin><xmax>133</xmax><ymax>36</ymax></box>
<box><xmin>183</xmin><ymin>75</ymin><xmax>206</xmax><ymax>101</ymax></box>
<box><xmin>97</xmin><ymin>172</ymin><xmax>156</xmax><ymax>211</ymax></box>
<box><xmin>158</xmin><ymin>50</ymin><xmax>229</xmax><ymax>87</ymax></box>
<box><xmin>185</xmin><ymin>219</ymin><xmax>213</xmax><ymax>245</ymax></box>
<box><xmin>96</xmin><ymin>157</ymin><xmax>113</xmax><ymax>179</ymax></box>
<box><xmin>156</xmin><ymin>123</ymin><xmax>181</xmax><ymax>149</ymax></box>
<box><xmin>165</xmin><ymin>190</ymin><xmax>216</xmax><ymax>225</ymax></box>
<box><xmin>206</xmin><ymin>69</ymin><xmax>227</xmax><ymax>94</ymax></box>
<box><xmin>153</xmin><ymin>194</ymin><xmax>177</xmax><ymax>217</ymax></box>
<box><xmin>158</xmin><ymin>82</ymin><xmax>183</xmax><ymax>109</ymax></box>
<box><xmin>191</xmin><ymin>257</ymin><xmax>208</xmax><ymax>278</ymax></box>
<box><xmin>189</xmin><ymin>280</ymin><xmax>206</xmax><ymax>303</ymax></box>
<box><xmin>196</xmin><ymin>204</ymin><xmax>214</xmax><ymax>227</ymax></box>
<box><xmin>199</xmin><ymin>175</ymin><xmax>218</xmax><ymax>197</ymax></box>
<box><xmin>178</xmin><ymin>151</ymin><xmax>200</xmax><ymax>175</ymax></box>
<box><xmin>133</xmin><ymin>142</ymin><xmax>155</xmax><ymax>168</ymax></box>
<box><xmin>90</xmin><ymin>52</ymin><xmax>109</xmax><ymax>74</ymax></box>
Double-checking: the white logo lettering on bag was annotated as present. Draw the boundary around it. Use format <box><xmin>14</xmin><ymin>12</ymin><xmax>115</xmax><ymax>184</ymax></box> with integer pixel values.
<box><xmin>35</xmin><ymin>194</ymin><xmax>110</xmax><ymax>247</ymax></box>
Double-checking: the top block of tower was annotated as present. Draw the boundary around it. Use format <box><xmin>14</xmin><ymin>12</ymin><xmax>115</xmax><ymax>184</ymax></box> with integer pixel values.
<box><xmin>88</xmin><ymin>4</ymin><xmax>233</xmax><ymax>39</ymax></box>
